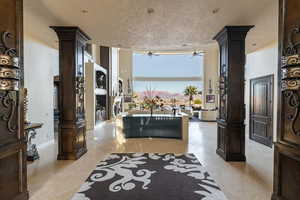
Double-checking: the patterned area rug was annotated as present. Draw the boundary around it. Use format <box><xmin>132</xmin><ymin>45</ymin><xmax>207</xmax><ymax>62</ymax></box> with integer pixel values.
<box><xmin>71</xmin><ymin>153</ymin><xmax>227</xmax><ymax>200</ymax></box>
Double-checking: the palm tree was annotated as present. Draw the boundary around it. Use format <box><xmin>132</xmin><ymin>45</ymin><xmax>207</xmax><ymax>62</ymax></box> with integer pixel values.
<box><xmin>184</xmin><ymin>85</ymin><xmax>198</xmax><ymax>106</ymax></box>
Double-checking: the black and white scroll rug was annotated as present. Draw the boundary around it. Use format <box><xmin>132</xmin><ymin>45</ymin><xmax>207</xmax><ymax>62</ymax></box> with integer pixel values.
<box><xmin>71</xmin><ymin>153</ymin><xmax>227</xmax><ymax>200</ymax></box>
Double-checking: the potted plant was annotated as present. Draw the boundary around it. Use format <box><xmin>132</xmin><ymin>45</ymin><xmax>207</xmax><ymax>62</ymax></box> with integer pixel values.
<box><xmin>193</xmin><ymin>98</ymin><xmax>202</xmax><ymax>110</ymax></box>
<box><xmin>143</xmin><ymin>96</ymin><xmax>160</xmax><ymax>116</ymax></box>
<box><xmin>142</xmin><ymin>86</ymin><xmax>161</xmax><ymax>116</ymax></box>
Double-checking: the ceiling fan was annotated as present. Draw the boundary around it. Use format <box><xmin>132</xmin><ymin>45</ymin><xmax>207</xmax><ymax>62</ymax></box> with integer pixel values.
<box><xmin>192</xmin><ymin>51</ymin><xmax>204</xmax><ymax>57</ymax></box>
<box><xmin>147</xmin><ymin>51</ymin><xmax>160</xmax><ymax>57</ymax></box>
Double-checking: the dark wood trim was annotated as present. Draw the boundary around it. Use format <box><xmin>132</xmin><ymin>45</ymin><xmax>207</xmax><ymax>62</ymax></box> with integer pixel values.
<box><xmin>249</xmin><ymin>74</ymin><xmax>274</xmax><ymax>148</ymax></box>
<box><xmin>199</xmin><ymin>120</ymin><xmax>217</xmax><ymax>122</ymax></box>
<box><xmin>100</xmin><ymin>46</ymin><xmax>111</xmax><ymax>120</ymax></box>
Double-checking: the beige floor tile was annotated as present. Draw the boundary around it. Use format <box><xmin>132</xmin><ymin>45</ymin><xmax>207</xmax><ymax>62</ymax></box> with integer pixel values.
<box><xmin>28</xmin><ymin>121</ymin><xmax>273</xmax><ymax>200</ymax></box>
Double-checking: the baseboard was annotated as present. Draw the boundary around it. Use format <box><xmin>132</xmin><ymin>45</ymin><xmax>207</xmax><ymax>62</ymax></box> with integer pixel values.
<box><xmin>271</xmin><ymin>194</ymin><xmax>285</xmax><ymax>200</ymax></box>
<box><xmin>37</xmin><ymin>139</ymin><xmax>55</xmax><ymax>149</ymax></box>
<box><xmin>13</xmin><ymin>191</ymin><xmax>29</xmax><ymax>200</ymax></box>
<box><xmin>216</xmin><ymin>149</ymin><xmax>246</xmax><ymax>162</ymax></box>
<box><xmin>199</xmin><ymin>119</ymin><xmax>217</xmax><ymax>122</ymax></box>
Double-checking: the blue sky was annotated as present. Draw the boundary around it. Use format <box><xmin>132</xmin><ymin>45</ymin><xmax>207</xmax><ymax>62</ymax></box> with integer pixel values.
<box><xmin>133</xmin><ymin>53</ymin><xmax>203</xmax><ymax>93</ymax></box>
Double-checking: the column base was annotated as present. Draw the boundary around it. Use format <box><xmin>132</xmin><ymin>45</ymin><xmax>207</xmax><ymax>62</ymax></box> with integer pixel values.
<box><xmin>14</xmin><ymin>191</ymin><xmax>29</xmax><ymax>200</ymax></box>
<box><xmin>216</xmin><ymin>120</ymin><xmax>246</xmax><ymax>162</ymax></box>
<box><xmin>271</xmin><ymin>194</ymin><xmax>280</xmax><ymax>200</ymax></box>
<box><xmin>216</xmin><ymin>148</ymin><xmax>246</xmax><ymax>162</ymax></box>
<box><xmin>57</xmin><ymin>122</ymin><xmax>87</xmax><ymax>160</ymax></box>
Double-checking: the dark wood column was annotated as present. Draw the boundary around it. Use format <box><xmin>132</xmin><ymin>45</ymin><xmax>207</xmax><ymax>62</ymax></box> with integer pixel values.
<box><xmin>272</xmin><ymin>0</ymin><xmax>300</xmax><ymax>199</ymax></box>
<box><xmin>0</xmin><ymin>0</ymin><xmax>28</xmax><ymax>199</ymax></box>
<box><xmin>213</xmin><ymin>26</ymin><xmax>253</xmax><ymax>161</ymax></box>
<box><xmin>100</xmin><ymin>46</ymin><xmax>111</xmax><ymax>120</ymax></box>
<box><xmin>50</xmin><ymin>27</ymin><xmax>90</xmax><ymax>160</ymax></box>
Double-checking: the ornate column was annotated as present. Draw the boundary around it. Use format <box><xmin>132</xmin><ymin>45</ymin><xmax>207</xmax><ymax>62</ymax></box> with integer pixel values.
<box><xmin>51</xmin><ymin>27</ymin><xmax>90</xmax><ymax>160</ymax></box>
<box><xmin>213</xmin><ymin>26</ymin><xmax>253</xmax><ymax>161</ymax></box>
<box><xmin>0</xmin><ymin>0</ymin><xmax>28</xmax><ymax>199</ymax></box>
<box><xmin>272</xmin><ymin>0</ymin><xmax>300</xmax><ymax>199</ymax></box>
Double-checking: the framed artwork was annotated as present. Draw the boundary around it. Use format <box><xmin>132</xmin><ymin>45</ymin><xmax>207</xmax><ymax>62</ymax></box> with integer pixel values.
<box><xmin>206</xmin><ymin>95</ymin><xmax>215</xmax><ymax>103</ymax></box>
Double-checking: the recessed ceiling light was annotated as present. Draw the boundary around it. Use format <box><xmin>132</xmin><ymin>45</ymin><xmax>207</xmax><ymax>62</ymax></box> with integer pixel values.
<box><xmin>182</xmin><ymin>44</ymin><xmax>188</xmax><ymax>47</ymax></box>
<box><xmin>212</xmin><ymin>8</ymin><xmax>220</xmax><ymax>14</ymax></box>
<box><xmin>147</xmin><ymin>8</ymin><xmax>155</xmax><ymax>14</ymax></box>
<box><xmin>81</xmin><ymin>9</ymin><xmax>88</xmax><ymax>14</ymax></box>
<box><xmin>252</xmin><ymin>43</ymin><xmax>257</xmax><ymax>46</ymax></box>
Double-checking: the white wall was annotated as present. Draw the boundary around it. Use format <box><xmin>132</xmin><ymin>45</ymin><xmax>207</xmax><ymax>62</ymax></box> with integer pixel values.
<box><xmin>203</xmin><ymin>47</ymin><xmax>219</xmax><ymax>110</ymax></box>
<box><xmin>91</xmin><ymin>44</ymin><xmax>101</xmax><ymax>65</ymax></box>
<box><xmin>85</xmin><ymin>61</ymin><xmax>95</xmax><ymax>130</ymax></box>
<box><xmin>24</xmin><ymin>35</ymin><xmax>59</xmax><ymax>145</ymax></box>
<box><xmin>24</xmin><ymin>6</ymin><xmax>59</xmax><ymax>146</ymax></box>
<box><xmin>119</xmin><ymin>50</ymin><xmax>133</xmax><ymax>96</ymax></box>
<box><xmin>110</xmin><ymin>48</ymin><xmax>119</xmax><ymax>96</ymax></box>
<box><xmin>244</xmin><ymin>43</ymin><xmax>278</xmax><ymax>140</ymax></box>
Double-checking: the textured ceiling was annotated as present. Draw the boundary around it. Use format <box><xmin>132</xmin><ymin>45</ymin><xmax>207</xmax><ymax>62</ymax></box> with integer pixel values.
<box><xmin>25</xmin><ymin>0</ymin><xmax>278</xmax><ymax>52</ymax></box>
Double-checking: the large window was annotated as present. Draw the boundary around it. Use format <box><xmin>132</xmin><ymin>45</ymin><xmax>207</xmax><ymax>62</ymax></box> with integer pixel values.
<box><xmin>133</xmin><ymin>53</ymin><xmax>203</xmax><ymax>78</ymax></box>
<box><xmin>133</xmin><ymin>53</ymin><xmax>203</xmax><ymax>94</ymax></box>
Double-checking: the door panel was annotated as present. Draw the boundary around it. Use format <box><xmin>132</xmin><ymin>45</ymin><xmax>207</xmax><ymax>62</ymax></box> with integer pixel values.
<box><xmin>272</xmin><ymin>1</ymin><xmax>300</xmax><ymax>198</ymax></box>
<box><xmin>250</xmin><ymin>75</ymin><xmax>273</xmax><ymax>147</ymax></box>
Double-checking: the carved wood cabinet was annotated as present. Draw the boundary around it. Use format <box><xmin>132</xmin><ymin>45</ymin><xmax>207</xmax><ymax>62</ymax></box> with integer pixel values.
<box><xmin>272</xmin><ymin>0</ymin><xmax>300</xmax><ymax>199</ymax></box>
<box><xmin>51</xmin><ymin>27</ymin><xmax>90</xmax><ymax>160</ymax></box>
<box><xmin>213</xmin><ymin>26</ymin><xmax>253</xmax><ymax>161</ymax></box>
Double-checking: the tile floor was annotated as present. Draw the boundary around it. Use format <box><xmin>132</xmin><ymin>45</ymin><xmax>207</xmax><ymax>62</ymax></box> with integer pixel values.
<box><xmin>28</xmin><ymin>121</ymin><xmax>273</xmax><ymax>200</ymax></box>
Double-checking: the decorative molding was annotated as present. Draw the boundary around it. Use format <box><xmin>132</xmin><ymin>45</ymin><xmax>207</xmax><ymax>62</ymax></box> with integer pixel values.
<box><xmin>282</xmin><ymin>54</ymin><xmax>300</xmax><ymax>67</ymax></box>
<box><xmin>282</xmin><ymin>80</ymin><xmax>300</xmax><ymax>90</ymax></box>
<box><xmin>281</xmin><ymin>26</ymin><xmax>300</xmax><ymax>90</ymax></box>
<box><xmin>0</xmin><ymin>31</ymin><xmax>20</xmax><ymax>91</ymax></box>
<box><xmin>0</xmin><ymin>79</ymin><xmax>19</xmax><ymax>90</ymax></box>
<box><xmin>0</xmin><ymin>32</ymin><xmax>17</xmax><ymax>57</ymax></box>
<box><xmin>281</xmin><ymin>25</ymin><xmax>300</xmax><ymax>137</ymax></box>
<box><xmin>285</xmin><ymin>26</ymin><xmax>300</xmax><ymax>56</ymax></box>
<box><xmin>0</xmin><ymin>67</ymin><xmax>19</xmax><ymax>79</ymax></box>
<box><xmin>0</xmin><ymin>54</ymin><xmax>19</xmax><ymax>66</ymax></box>
<box><xmin>219</xmin><ymin>64</ymin><xmax>227</xmax><ymax>101</ymax></box>
<box><xmin>282</xmin><ymin>67</ymin><xmax>300</xmax><ymax>79</ymax></box>
<box><xmin>76</xmin><ymin>76</ymin><xmax>85</xmax><ymax>118</ymax></box>
<box><xmin>0</xmin><ymin>90</ymin><xmax>17</xmax><ymax>133</ymax></box>
<box><xmin>284</xmin><ymin>91</ymin><xmax>300</xmax><ymax>136</ymax></box>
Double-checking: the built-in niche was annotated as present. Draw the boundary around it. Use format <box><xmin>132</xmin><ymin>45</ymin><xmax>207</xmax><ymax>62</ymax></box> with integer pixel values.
<box><xmin>53</xmin><ymin>76</ymin><xmax>60</xmax><ymax>138</ymax></box>
<box><xmin>96</xmin><ymin>70</ymin><xmax>106</xmax><ymax>90</ymax></box>
<box><xmin>118</xmin><ymin>79</ymin><xmax>123</xmax><ymax>95</ymax></box>
<box><xmin>95</xmin><ymin>95</ymin><xmax>107</xmax><ymax>124</ymax></box>
<box><xmin>85</xmin><ymin>61</ymin><xmax>108</xmax><ymax>130</ymax></box>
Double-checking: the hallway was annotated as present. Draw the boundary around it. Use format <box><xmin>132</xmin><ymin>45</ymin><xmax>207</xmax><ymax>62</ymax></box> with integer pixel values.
<box><xmin>28</xmin><ymin>121</ymin><xmax>273</xmax><ymax>200</ymax></box>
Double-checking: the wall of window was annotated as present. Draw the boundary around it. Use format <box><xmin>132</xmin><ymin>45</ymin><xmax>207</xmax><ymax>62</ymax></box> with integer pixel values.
<box><xmin>133</xmin><ymin>53</ymin><xmax>203</xmax><ymax>95</ymax></box>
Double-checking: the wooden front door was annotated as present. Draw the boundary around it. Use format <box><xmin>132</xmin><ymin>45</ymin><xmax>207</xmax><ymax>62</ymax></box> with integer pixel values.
<box><xmin>272</xmin><ymin>0</ymin><xmax>300</xmax><ymax>199</ymax></box>
<box><xmin>249</xmin><ymin>75</ymin><xmax>273</xmax><ymax>147</ymax></box>
<box><xmin>0</xmin><ymin>0</ymin><xmax>28</xmax><ymax>199</ymax></box>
